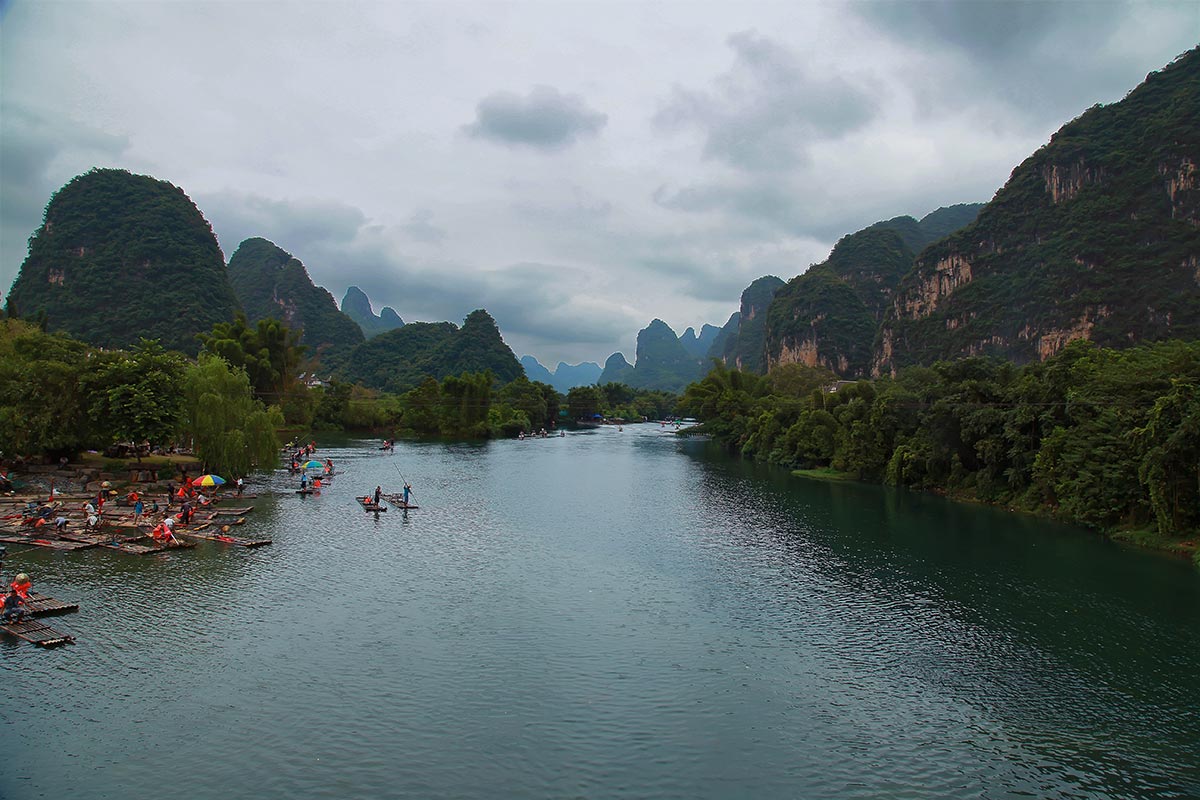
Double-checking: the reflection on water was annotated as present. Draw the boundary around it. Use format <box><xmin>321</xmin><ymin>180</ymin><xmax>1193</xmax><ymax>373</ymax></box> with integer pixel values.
<box><xmin>4</xmin><ymin>426</ymin><xmax>1198</xmax><ymax>799</ymax></box>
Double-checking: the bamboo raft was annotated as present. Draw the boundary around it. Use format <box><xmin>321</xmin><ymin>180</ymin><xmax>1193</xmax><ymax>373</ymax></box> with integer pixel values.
<box><xmin>26</xmin><ymin>591</ymin><xmax>79</xmax><ymax>616</ymax></box>
<box><xmin>0</xmin><ymin>616</ymin><xmax>75</xmax><ymax>647</ymax></box>
<box><xmin>57</xmin><ymin>531</ymin><xmax>195</xmax><ymax>555</ymax></box>
<box><xmin>178</xmin><ymin>523</ymin><xmax>271</xmax><ymax>548</ymax></box>
<box><xmin>382</xmin><ymin>495</ymin><xmax>418</xmax><ymax>509</ymax></box>
<box><xmin>0</xmin><ymin>534</ymin><xmax>97</xmax><ymax>551</ymax></box>
<box><xmin>358</xmin><ymin>497</ymin><xmax>387</xmax><ymax>512</ymax></box>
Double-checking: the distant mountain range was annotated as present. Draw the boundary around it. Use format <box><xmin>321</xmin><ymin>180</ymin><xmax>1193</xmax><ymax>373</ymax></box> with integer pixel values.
<box><xmin>519</xmin><ymin>356</ymin><xmax>602</xmax><ymax>393</ymax></box>
<box><xmin>341</xmin><ymin>286</ymin><xmax>404</xmax><ymax>338</ymax></box>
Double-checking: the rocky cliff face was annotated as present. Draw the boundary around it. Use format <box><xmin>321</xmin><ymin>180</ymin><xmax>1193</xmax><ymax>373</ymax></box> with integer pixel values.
<box><xmin>874</xmin><ymin>47</ymin><xmax>1200</xmax><ymax>375</ymax></box>
<box><xmin>711</xmin><ymin>276</ymin><xmax>785</xmax><ymax>373</ymax></box>
<box><xmin>763</xmin><ymin>205</ymin><xmax>982</xmax><ymax>378</ymax></box>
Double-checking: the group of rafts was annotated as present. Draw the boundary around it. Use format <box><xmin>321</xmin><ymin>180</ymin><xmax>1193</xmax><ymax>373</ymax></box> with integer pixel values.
<box><xmin>0</xmin><ymin>483</ymin><xmax>269</xmax><ymax>647</ymax></box>
<box><xmin>292</xmin><ymin>441</ymin><xmax>416</xmax><ymax>512</ymax></box>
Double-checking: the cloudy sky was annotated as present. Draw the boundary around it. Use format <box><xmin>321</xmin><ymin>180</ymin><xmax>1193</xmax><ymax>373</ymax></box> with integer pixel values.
<box><xmin>2</xmin><ymin>1</ymin><xmax>1196</xmax><ymax>366</ymax></box>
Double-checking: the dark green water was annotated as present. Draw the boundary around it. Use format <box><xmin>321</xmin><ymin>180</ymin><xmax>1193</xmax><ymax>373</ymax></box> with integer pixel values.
<box><xmin>3</xmin><ymin>426</ymin><xmax>1198</xmax><ymax>799</ymax></box>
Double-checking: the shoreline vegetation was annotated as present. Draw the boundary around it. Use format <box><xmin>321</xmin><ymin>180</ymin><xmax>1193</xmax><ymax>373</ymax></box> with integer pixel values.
<box><xmin>679</xmin><ymin>341</ymin><xmax>1200</xmax><ymax>569</ymax></box>
<box><xmin>3</xmin><ymin>312</ymin><xmax>1198</xmax><ymax>569</ymax></box>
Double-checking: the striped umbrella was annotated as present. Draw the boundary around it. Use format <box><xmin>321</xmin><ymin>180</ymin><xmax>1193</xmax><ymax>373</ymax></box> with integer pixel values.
<box><xmin>191</xmin><ymin>474</ymin><xmax>226</xmax><ymax>488</ymax></box>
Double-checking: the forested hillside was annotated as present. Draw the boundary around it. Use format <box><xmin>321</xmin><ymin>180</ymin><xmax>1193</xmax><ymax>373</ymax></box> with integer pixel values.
<box><xmin>227</xmin><ymin>238</ymin><xmax>364</xmax><ymax>371</ymax></box>
<box><xmin>341</xmin><ymin>309</ymin><xmax>522</xmax><ymax>393</ymax></box>
<box><xmin>764</xmin><ymin>205</ymin><xmax>983</xmax><ymax>377</ymax></box>
<box><xmin>5</xmin><ymin>168</ymin><xmax>240</xmax><ymax>354</ymax></box>
<box><xmin>876</xmin><ymin>47</ymin><xmax>1200</xmax><ymax>374</ymax></box>
<box><xmin>710</xmin><ymin>276</ymin><xmax>785</xmax><ymax>373</ymax></box>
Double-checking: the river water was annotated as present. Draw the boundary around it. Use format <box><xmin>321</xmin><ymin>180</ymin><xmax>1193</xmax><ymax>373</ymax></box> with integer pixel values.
<box><xmin>3</xmin><ymin>425</ymin><xmax>1198</xmax><ymax>799</ymax></box>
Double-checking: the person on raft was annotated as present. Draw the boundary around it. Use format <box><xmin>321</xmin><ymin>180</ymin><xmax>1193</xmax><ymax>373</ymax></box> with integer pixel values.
<box><xmin>1</xmin><ymin>588</ymin><xmax>26</xmax><ymax>625</ymax></box>
<box><xmin>373</xmin><ymin>486</ymin><xmax>382</xmax><ymax>505</ymax></box>
<box><xmin>402</xmin><ymin>483</ymin><xmax>412</xmax><ymax>506</ymax></box>
<box><xmin>11</xmin><ymin>573</ymin><xmax>32</xmax><ymax>600</ymax></box>
<box><xmin>300</xmin><ymin>473</ymin><xmax>309</xmax><ymax>490</ymax></box>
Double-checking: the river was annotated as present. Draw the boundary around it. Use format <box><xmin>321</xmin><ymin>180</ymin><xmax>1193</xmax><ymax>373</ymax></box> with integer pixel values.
<box><xmin>3</xmin><ymin>425</ymin><xmax>1198</xmax><ymax>799</ymax></box>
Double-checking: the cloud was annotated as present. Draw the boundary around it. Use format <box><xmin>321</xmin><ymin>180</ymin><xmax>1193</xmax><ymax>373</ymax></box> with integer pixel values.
<box><xmin>854</xmin><ymin>0</ymin><xmax>1200</xmax><ymax>128</ymax></box>
<box><xmin>196</xmin><ymin>190</ymin><xmax>369</xmax><ymax>260</ymax></box>
<box><xmin>398</xmin><ymin>209</ymin><xmax>446</xmax><ymax>245</ymax></box>
<box><xmin>655</xmin><ymin>30</ymin><xmax>879</xmax><ymax>171</ymax></box>
<box><xmin>464</xmin><ymin>85</ymin><xmax>608</xmax><ymax>150</ymax></box>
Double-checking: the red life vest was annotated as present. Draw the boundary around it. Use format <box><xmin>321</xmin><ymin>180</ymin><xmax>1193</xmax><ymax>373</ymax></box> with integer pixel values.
<box><xmin>11</xmin><ymin>580</ymin><xmax>31</xmax><ymax>599</ymax></box>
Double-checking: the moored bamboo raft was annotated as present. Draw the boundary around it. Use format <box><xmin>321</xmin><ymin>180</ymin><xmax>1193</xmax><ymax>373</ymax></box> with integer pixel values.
<box><xmin>25</xmin><ymin>591</ymin><xmax>80</xmax><ymax>616</ymax></box>
<box><xmin>0</xmin><ymin>616</ymin><xmax>75</xmax><ymax>647</ymax></box>
<box><xmin>58</xmin><ymin>531</ymin><xmax>195</xmax><ymax>555</ymax></box>
<box><xmin>177</xmin><ymin>525</ymin><xmax>272</xmax><ymax>548</ymax></box>
<box><xmin>0</xmin><ymin>534</ymin><xmax>97</xmax><ymax>551</ymax></box>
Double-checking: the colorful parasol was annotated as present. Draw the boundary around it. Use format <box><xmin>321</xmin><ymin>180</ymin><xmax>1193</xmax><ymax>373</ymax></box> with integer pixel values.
<box><xmin>301</xmin><ymin>460</ymin><xmax>324</xmax><ymax>469</ymax></box>
<box><xmin>191</xmin><ymin>474</ymin><xmax>226</xmax><ymax>487</ymax></box>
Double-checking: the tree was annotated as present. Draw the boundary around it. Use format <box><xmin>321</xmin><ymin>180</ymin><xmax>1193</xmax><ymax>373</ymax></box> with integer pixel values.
<box><xmin>181</xmin><ymin>355</ymin><xmax>280</xmax><ymax>475</ymax></box>
<box><xmin>81</xmin><ymin>339</ymin><xmax>186</xmax><ymax>461</ymax></box>
<box><xmin>567</xmin><ymin>385</ymin><xmax>602</xmax><ymax>421</ymax></box>
<box><xmin>0</xmin><ymin>319</ymin><xmax>90</xmax><ymax>457</ymax></box>
<box><xmin>197</xmin><ymin>313</ymin><xmax>304</xmax><ymax>403</ymax></box>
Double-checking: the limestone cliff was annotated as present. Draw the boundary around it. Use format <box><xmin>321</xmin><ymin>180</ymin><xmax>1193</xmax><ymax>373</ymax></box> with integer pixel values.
<box><xmin>874</xmin><ymin>47</ymin><xmax>1200</xmax><ymax>375</ymax></box>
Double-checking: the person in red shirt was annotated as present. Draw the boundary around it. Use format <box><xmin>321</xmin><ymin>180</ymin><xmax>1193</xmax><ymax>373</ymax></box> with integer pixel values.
<box><xmin>11</xmin><ymin>573</ymin><xmax>32</xmax><ymax>600</ymax></box>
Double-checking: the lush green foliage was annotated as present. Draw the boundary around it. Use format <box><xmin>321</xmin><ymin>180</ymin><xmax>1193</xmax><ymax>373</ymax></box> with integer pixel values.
<box><xmin>0</xmin><ymin>321</ymin><xmax>281</xmax><ymax>475</ymax></box>
<box><xmin>683</xmin><ymin>340</ymin><xmax>1200</xmax><ymax>543</ymax></box>
<box><xmin>182</xmin><ymin>355</ymin><xmax>281</xmax><ymax>475</ymax></box>
<box><xmin>197</xmin><ymin>314</ymin><xmax>304</xmax><ymax>406</ymax></box>
<box><xmin>5</xmin><ymin>169</ymin><xmax>241</xmax><ymax>354</ymax></box>
<box><xmin>341</xmin><ymin>310</ymin><xmax>523</xmax><ymax>393</ymax></box>
<box><xmin>880</xmin><ymin>47</ymin><xmax>1200</xmax><ymax>371</ymax></box>
<box><xmin>226</xmin><ymin>238</ymin><xmax>364</xmax><ymax>371</ymax></box>
<box><xmin>0</xmin><ymin>320</ymin><xmax>93</xmax><ymax>457</ymax></box>
<box><xmin>81</xmin><ymin>340</ymin><xmax>188</xmax><ymax>459</ymax></box>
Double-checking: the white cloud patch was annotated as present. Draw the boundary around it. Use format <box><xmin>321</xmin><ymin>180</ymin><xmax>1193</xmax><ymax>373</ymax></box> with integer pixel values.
<box><xmin>655</xmin><ymin>30</ymin><xmax>879</xmax><ymax>171</ymax></box>
<box><xmin>464</xmin><ymin>85</ymin><xmax>608</xmax><ymax>150</ymax></box>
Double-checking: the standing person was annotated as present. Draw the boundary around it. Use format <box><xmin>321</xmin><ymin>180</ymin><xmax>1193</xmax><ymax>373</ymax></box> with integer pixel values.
<box><xmin>300</xmin><ymin>473</ymin><xmax>309</xmax><ymax>491</ymax></box>
<box><xmin>402</xmin><ymin>482</ymin><xmax>412</xmax><ymax>507</ymax></box>
<box><xmin>236</xmin><ymin>476</ymin><xmax>244</xmax><ymax>497</ymax></box>
<box><xmin>133</xmin><ymin>497</ymin><xmax>144</xmax><ymax>526</ymax></box>
<box><xmin>373</xmin><ymin>486</ymin><xmax>382</xmax><ymax>505</ymax></box>
<box><xmin>1</xmin><ymin>588</ymin><xmax>26</xmax><ymax>624</ymax></box>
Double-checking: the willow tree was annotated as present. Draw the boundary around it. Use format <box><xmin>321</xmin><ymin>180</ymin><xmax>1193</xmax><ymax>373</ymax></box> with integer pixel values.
<box><xmin>182</xmin><ymin>354</ymin><xmax>281</xmax><ymax>475</ymax></box>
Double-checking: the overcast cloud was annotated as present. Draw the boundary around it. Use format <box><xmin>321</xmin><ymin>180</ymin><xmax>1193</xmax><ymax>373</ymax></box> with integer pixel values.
<box><xmin>1</xmin><ymin>0</ymin><xmax>1195</xmax><ymax>367</ymax></box>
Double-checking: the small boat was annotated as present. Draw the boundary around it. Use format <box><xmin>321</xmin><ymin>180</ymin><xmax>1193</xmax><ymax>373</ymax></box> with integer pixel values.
<box><xmin>358</xmin><ymin>497</ymin><xmax>387</xmax><ymax>512</ymax></box>
<box><xmin>382</xmin><ymin>495</ymin><xmax>418</xmax><ymax>509</ymax></box>
<box><xmin>296</xmin><ymin>488</ymin><xmax>317</xmax><ymax>495</ymax></box>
